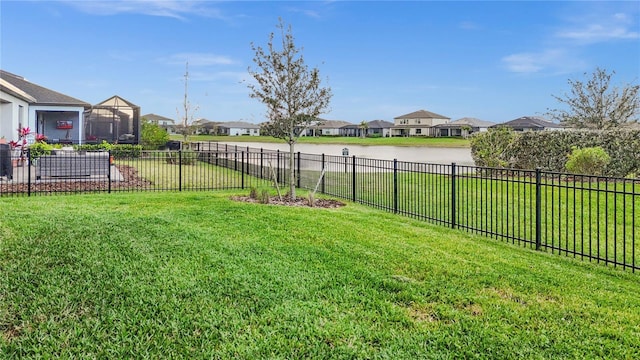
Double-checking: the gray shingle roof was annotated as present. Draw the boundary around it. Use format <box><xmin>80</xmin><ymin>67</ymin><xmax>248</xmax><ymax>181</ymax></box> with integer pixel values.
<box><xmin>217</xmin><ymin>121</ymin><xmax>260</xmax><ymax>129</ymax></box>
<box><xmin>341</xmin><ymin>120</ymin><xmax>394</xmax><ymax>129</ymax></box>
<box><xmin>394</xmin><ymin>109</ymin><xmax>450</xmax><ymax>120</ymax></box>
<box><xmin>311</xmin><ymin>120</ymin><xmax>353</xmax><ymax>129</ymax></box>
<box><xmin>0</xmin><ymin>70</ymin><xmax>90</xmax><ymax>107</ymax></box>
<box><xmin>142</xmin><ymin>113</ymin><xmax>175</xmax><ymax>123</ymax></box>
<box><xmin>491</xmin><ymin>116</ymin><xmax>561</xmax><ymax>129</ymax></box>
<box><xmin>436</xmin><ymin>117</ymin><xmax>496</xmax><ymax>128</ymax></box>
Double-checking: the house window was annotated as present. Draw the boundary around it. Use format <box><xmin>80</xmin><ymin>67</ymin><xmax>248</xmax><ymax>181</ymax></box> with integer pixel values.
<box><xmin>416</xmin><ymin>128</ymin><xmax>421</xmax><ymax>135</ymax></box>
<box><xmin>416</xmin><ymin>119</ymin><xmax>421</xmax><ymax>124</ymax></box>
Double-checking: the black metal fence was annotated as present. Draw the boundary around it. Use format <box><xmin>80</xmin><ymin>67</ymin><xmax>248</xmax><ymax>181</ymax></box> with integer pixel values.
<box><xmin>1</xmin><ymin>143</ymin><xmax>638</xmax><ymax>272</ymax></box>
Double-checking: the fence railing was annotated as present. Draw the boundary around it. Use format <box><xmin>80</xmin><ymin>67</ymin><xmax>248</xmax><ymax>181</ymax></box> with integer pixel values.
<box><xmin>1</xmin><ymin>143</ymin><xmax>637</xmax><ymax>272</ymax></box>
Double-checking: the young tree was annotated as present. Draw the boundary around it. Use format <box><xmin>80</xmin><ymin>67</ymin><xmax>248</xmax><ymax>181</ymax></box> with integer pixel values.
<box><xmin>247</xmin><ymin>19</ymin><xmax>332</xmax><ymax>199</ymax></box>
<box><xmin>547</xmin><ymin>67</ymin><xmax>640</xmax><ymax>129</ymax></box>
<box><xmin>176</xmin><ymin>62</ymin><xmax>199</xmax><ymax>143</ymax></box>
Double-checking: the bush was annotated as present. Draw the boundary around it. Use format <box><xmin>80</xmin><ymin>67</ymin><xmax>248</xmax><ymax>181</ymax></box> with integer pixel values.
<box><xmin>471</xmin><ymin>129</ymin><xmax>640</xmax><ymax>177</ymax></box>
<box><xmin>28</xmin><ymin>142</ymin><xmax>54</xmax><ymax>160</ymax></box>
<box><xmin>565</xmin><ymin>146</ymin><xmax>611</xmax><ymax>175</ymax></box>
<box><xmin>141</xmin><ymin>118</ymin><xmax>170</xmax><ymax>150</ymax></box>
<box><xmin>470</xmin><ymin>127</ymin><xmax>519</xmax><ymax>168</ymax></box>
<box><xmin>74</xmin><ymin>141</ymin><xmax>112</xmax><ymax>152</ymax></box>
<box><xmin>110</xmin><ymin>144</ymin><xmax>143</xmax><ymax>159</ymax></box>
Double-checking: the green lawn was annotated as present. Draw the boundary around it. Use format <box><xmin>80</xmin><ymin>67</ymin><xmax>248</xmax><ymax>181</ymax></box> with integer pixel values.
<box><xmin>1</xmin><ymin>192</ymin><xmax>639</xmax><ymax>358</ymax></box>
<box><xmin>171</xmin><ymin>134</ymin><xmax>471</xmax><ymax>148</ymax></box>
<box><xmin>309</xmin><ymin>169</ymin><xmax>640</xmax><ymax>269</ymax></box>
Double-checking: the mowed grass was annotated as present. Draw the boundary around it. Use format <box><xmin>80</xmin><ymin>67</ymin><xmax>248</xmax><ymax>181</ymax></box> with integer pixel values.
<box><xmin>172</xmin><ymin>134</ymin><xmax>471</xmax><ymax>148</ymax></box>
<box><xmin>1</xmin><ymin>192</ymin><xmax>639</xmax><ymax>359</ymax></box>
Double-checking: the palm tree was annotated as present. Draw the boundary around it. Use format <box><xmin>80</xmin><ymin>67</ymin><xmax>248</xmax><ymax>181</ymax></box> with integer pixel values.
<box><xmin>359</xmin><ymin>121</ymin><xmax>368</xmax><ymax>138</ymax></box>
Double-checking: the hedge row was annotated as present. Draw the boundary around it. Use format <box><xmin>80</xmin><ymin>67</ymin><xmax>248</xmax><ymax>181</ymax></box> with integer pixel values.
<box><xmin>470</xmin><ymin>128</ymin><xmax>640</xmax><ymax>178</ymax></box>
<box><xmin>74</xmin><ymin>142</ymin><xmax>143</xmax><ymax>159</ymax></box>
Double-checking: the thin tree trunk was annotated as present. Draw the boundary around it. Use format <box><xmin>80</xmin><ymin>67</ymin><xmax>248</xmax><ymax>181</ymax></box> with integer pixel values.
<box><xmin>289</xmin><ymin>142</ymin><xmax>296</xmax><ymax>199</ymax></box>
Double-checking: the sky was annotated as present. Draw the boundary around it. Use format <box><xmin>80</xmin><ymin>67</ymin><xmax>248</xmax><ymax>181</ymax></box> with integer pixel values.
<box><xmin>1</xmin><ymin>0</ymin><xmax>638</xmax><ymax>124</ymax></box>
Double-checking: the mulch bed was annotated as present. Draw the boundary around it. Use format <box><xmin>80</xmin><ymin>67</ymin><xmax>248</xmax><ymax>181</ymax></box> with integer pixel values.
<box><xmin>0</xmin><ymin>165</ymin><xmax>151</xmax><ymax>193</ymax></box>
<box><xmin>230</xmin><ymin>194</ymin><xmax>346</xmax><ymax>208</ymax></box>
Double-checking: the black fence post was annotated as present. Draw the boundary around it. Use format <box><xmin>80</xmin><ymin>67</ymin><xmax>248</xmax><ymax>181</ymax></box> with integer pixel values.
<box><xmin>352</xmin><ymin>155</ymin><xmax>356</xmax><ymax>202</ymax></box>
<box><xmin>232</xmin><ymin>150</ymin><xmax>237</xmax><ymax>171</ymax></box>
<box><xmin>297</xmin><ymin>151</ymin><xmax>301</xmax><ymax>188</ymax></box>
<box><xmin>535</xmin><ymin>168</ymin><xmax>542</xmax><ymax>250</ymax></box>
<box><xmin>260</xmin><ymin>148</ymin><xmax>264</xmax><ymax>180</ymax></box>
<box><xmin>451</xmin><ymin>163</ymin><xmax>457</xmax><ymax>229</ymax></box>
<box><xmin>277</xmin><ymin>150</ymin><xmax>281</xmax><ymax>184</ymax></box>
<box><xmin>179</xmin><ymin>150</ymin><xmax>182</xmax><ymax>191</ymax></box>
<box><xmin>393</xmin><ymin>159</ymin><xmax>398</xmax><ymax>214</ymax></box>
<box><xmin>241</xmin><ymin>151</ymin><xmax>245</xmax><ymax>189</ymax></box>
<box><xmin>108</xmin><ymin>150</ymin><xmax>112</xmax><ymax>194</ymax></box>
<box><xmin>27</xmin><ymin>148</ymin><xmax>31</xmax><ymax>197</ymax></box>
<box><xmin>321</xmin><ymin>153</ymin><xmax>325</xmax><ymax>194</ymax></box>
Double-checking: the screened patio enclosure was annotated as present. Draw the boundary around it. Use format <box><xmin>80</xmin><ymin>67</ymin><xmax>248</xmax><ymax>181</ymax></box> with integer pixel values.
<box><xmin>84</xmin><ymin>95</ymin><xmax>140</xmax><ymax>144</ymax></box>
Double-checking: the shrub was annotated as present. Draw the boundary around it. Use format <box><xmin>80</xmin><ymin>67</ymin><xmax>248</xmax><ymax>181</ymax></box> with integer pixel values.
<box><xmin>471</xmin><ymin>129</ymin><xmax>640</xmax><ymax>177</ymax></box>
<box><xmin>565</xmin><ymin>146</ymin><xmax>611</xmax><ymax>176</ymax></box>
<box><xmin>141</xmin><ymin>118</ymin><xmax>170</xmax><ymax>150</ymax></box>
<box><xmin>74</xmin><ymin>141</ymin><xmax>112</xmax><ymax>152</ymax></box>
<box><xmin>249</xmin><ymin>187</ymin><xmax>258</xmax><ymax>199</ymax></box>
<box><xmin>260</xmin><ymin>189</ymin><xmax>270</xmax><ymax>204</ymax></box>
<box><xmin>28</xmin><ymin>142</ymin><xmax>54</xmax><ymax>160</ymax></box>
<box><xmin>470</xmin><ymin>127</ymin><xmax>519</xmax><ymax>168</ymax></box>
<box><xmin>110</xmin><ymin>144</ymin><xmax>143</xmax><ymax>159</ymax></box>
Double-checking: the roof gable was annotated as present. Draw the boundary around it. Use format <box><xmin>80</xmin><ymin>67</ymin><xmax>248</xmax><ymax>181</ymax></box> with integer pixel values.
<box><xmin>394</xmin><ymin>109</ymin><xmax>449</xmax><ymax>120</ymax></box>
<box><xmin>142</xmin><ymin>113</ymin><xmax>175</xmax><ymax>122</ymax></box>
<box><xmin>450</xmin><ymin>117</ymin><xmax>496</xmax><ymax>127</ymax></box>
<box><xmin>0</xmin><ymin>70</ymin><xmax>90</xmax><ymax>107</ymax></box>
<box><xmin>95</xmin><ymin>95</ymin><xmax>139</xmax><ymax>109</ymax></box>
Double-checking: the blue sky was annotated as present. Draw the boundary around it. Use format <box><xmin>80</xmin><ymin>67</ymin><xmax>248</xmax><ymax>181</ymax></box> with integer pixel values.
<box><xmin>1</xmin><ymin>1</ymin><xmax>638</xmax><ymax>124</ymax></box>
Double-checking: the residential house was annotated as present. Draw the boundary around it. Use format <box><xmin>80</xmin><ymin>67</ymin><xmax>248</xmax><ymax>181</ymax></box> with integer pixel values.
<box><xmin>191</xmin><ymin>118</ymin><xmax>213</xmax><ymax>134</ymax></box>
<box><xmin>392</xmin><ymin>109</ymin><xmax>450</xmax><ymax>137</ymax></box>
<box><xmin>1</xmin><ymin>70</ymin><xmax>91</xmax><ymax>144</ymax></box>
<box><xmin>340</xmin><ymin>120</ymin><xmax>394</xmax><ymax>137</ymax></box>
<box><xmin>84</xmin><ymin>96</ymin><xmax>141</xmax><ymax>143</ymax></box>
<box><xmin>490</xmin><ymin>116</ymin><xmax>563</xmax><ymax>131</ymax></box>
<box><xmin>143</xmin><ymin>113</ymin><xmax>176</xmax><ymax>133</ymax></box>
<box><xmin>304</xmin><ymin>119</ymin><xmax>353</xmax><ymax>136</ymax></box>
<box><xmin>216</xmin><ymin>121</ymin><xmax>261</xmax><ymax>136</ymax></box>
<box><xmin>435</xmin><ymin>117</ymin><xmax>496</xmax><ymax>137</ymax></box>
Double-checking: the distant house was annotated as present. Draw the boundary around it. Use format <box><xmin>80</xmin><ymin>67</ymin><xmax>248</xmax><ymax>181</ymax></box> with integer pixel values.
<box><xmin>304</xmin><ymin>119</ymin><xmax>353</xmax><ymax>136</ymax></box>
<box><xmin>1</xmin><ymin>70</ymin><xmax>91</xmax><ymax>144</ymax></box>
<box><xmin>216</xmin><ymin>121</ymin><xmax>261</xmax><ymax>136</ymax></box>
<box><xmin>392</xmin><ymin>109</ymin><xmax>450</xmax><ymax>137</ymax></box>
<box><xmin>491</xmin><ymin>116</ymin><xmax>563</xmax><ymax>131</ymax></box>
<box><xmin>435</xmin><ymin>117</ymin><xmax>496</xmax><ymax>137</ymax></box>
<box><xmin>340</xmin><ymin>120</ymin><xmax>394</xmax><ymax>137</ymax></box>
<box><xmin>143</xmin><ymin>113</ymin><xmax>175</xmax><ymax>130</ymax></box>
<box><xmin>84</xmin><ymin>96</ymin><xmax>141</xmax><ymax>144</ymax></box>
<box><xmin>191</xmin><ymin>118</ymin><xmax>213</xmax><ymax>134</ymax></box>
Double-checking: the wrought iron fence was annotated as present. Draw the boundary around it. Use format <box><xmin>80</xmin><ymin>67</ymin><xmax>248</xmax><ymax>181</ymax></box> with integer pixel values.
<box><xmin>1</xmin><ymin>143</ymin><xmax>637</xmax><ymax>272</ymax></box>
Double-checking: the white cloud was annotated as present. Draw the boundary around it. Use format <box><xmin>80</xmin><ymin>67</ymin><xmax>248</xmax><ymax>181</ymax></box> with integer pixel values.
<box><xmin>59</xmin><ymin>0</ymin><xmax>223</xmax><ymax>20</ymax></box>
<box><xmin>502</xmin><ymin>49</ymin><xmax>586</xmax><ymax>74</ymax></box>
<box><xmin>160</xmin><ymin>53</ymin><xmax>235</xmax><ymax>66</ymax></box>
<box><xmin>556</xmin><ymin>12</ymin><xmax>639</xmax><ymax>43</ymax></box>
